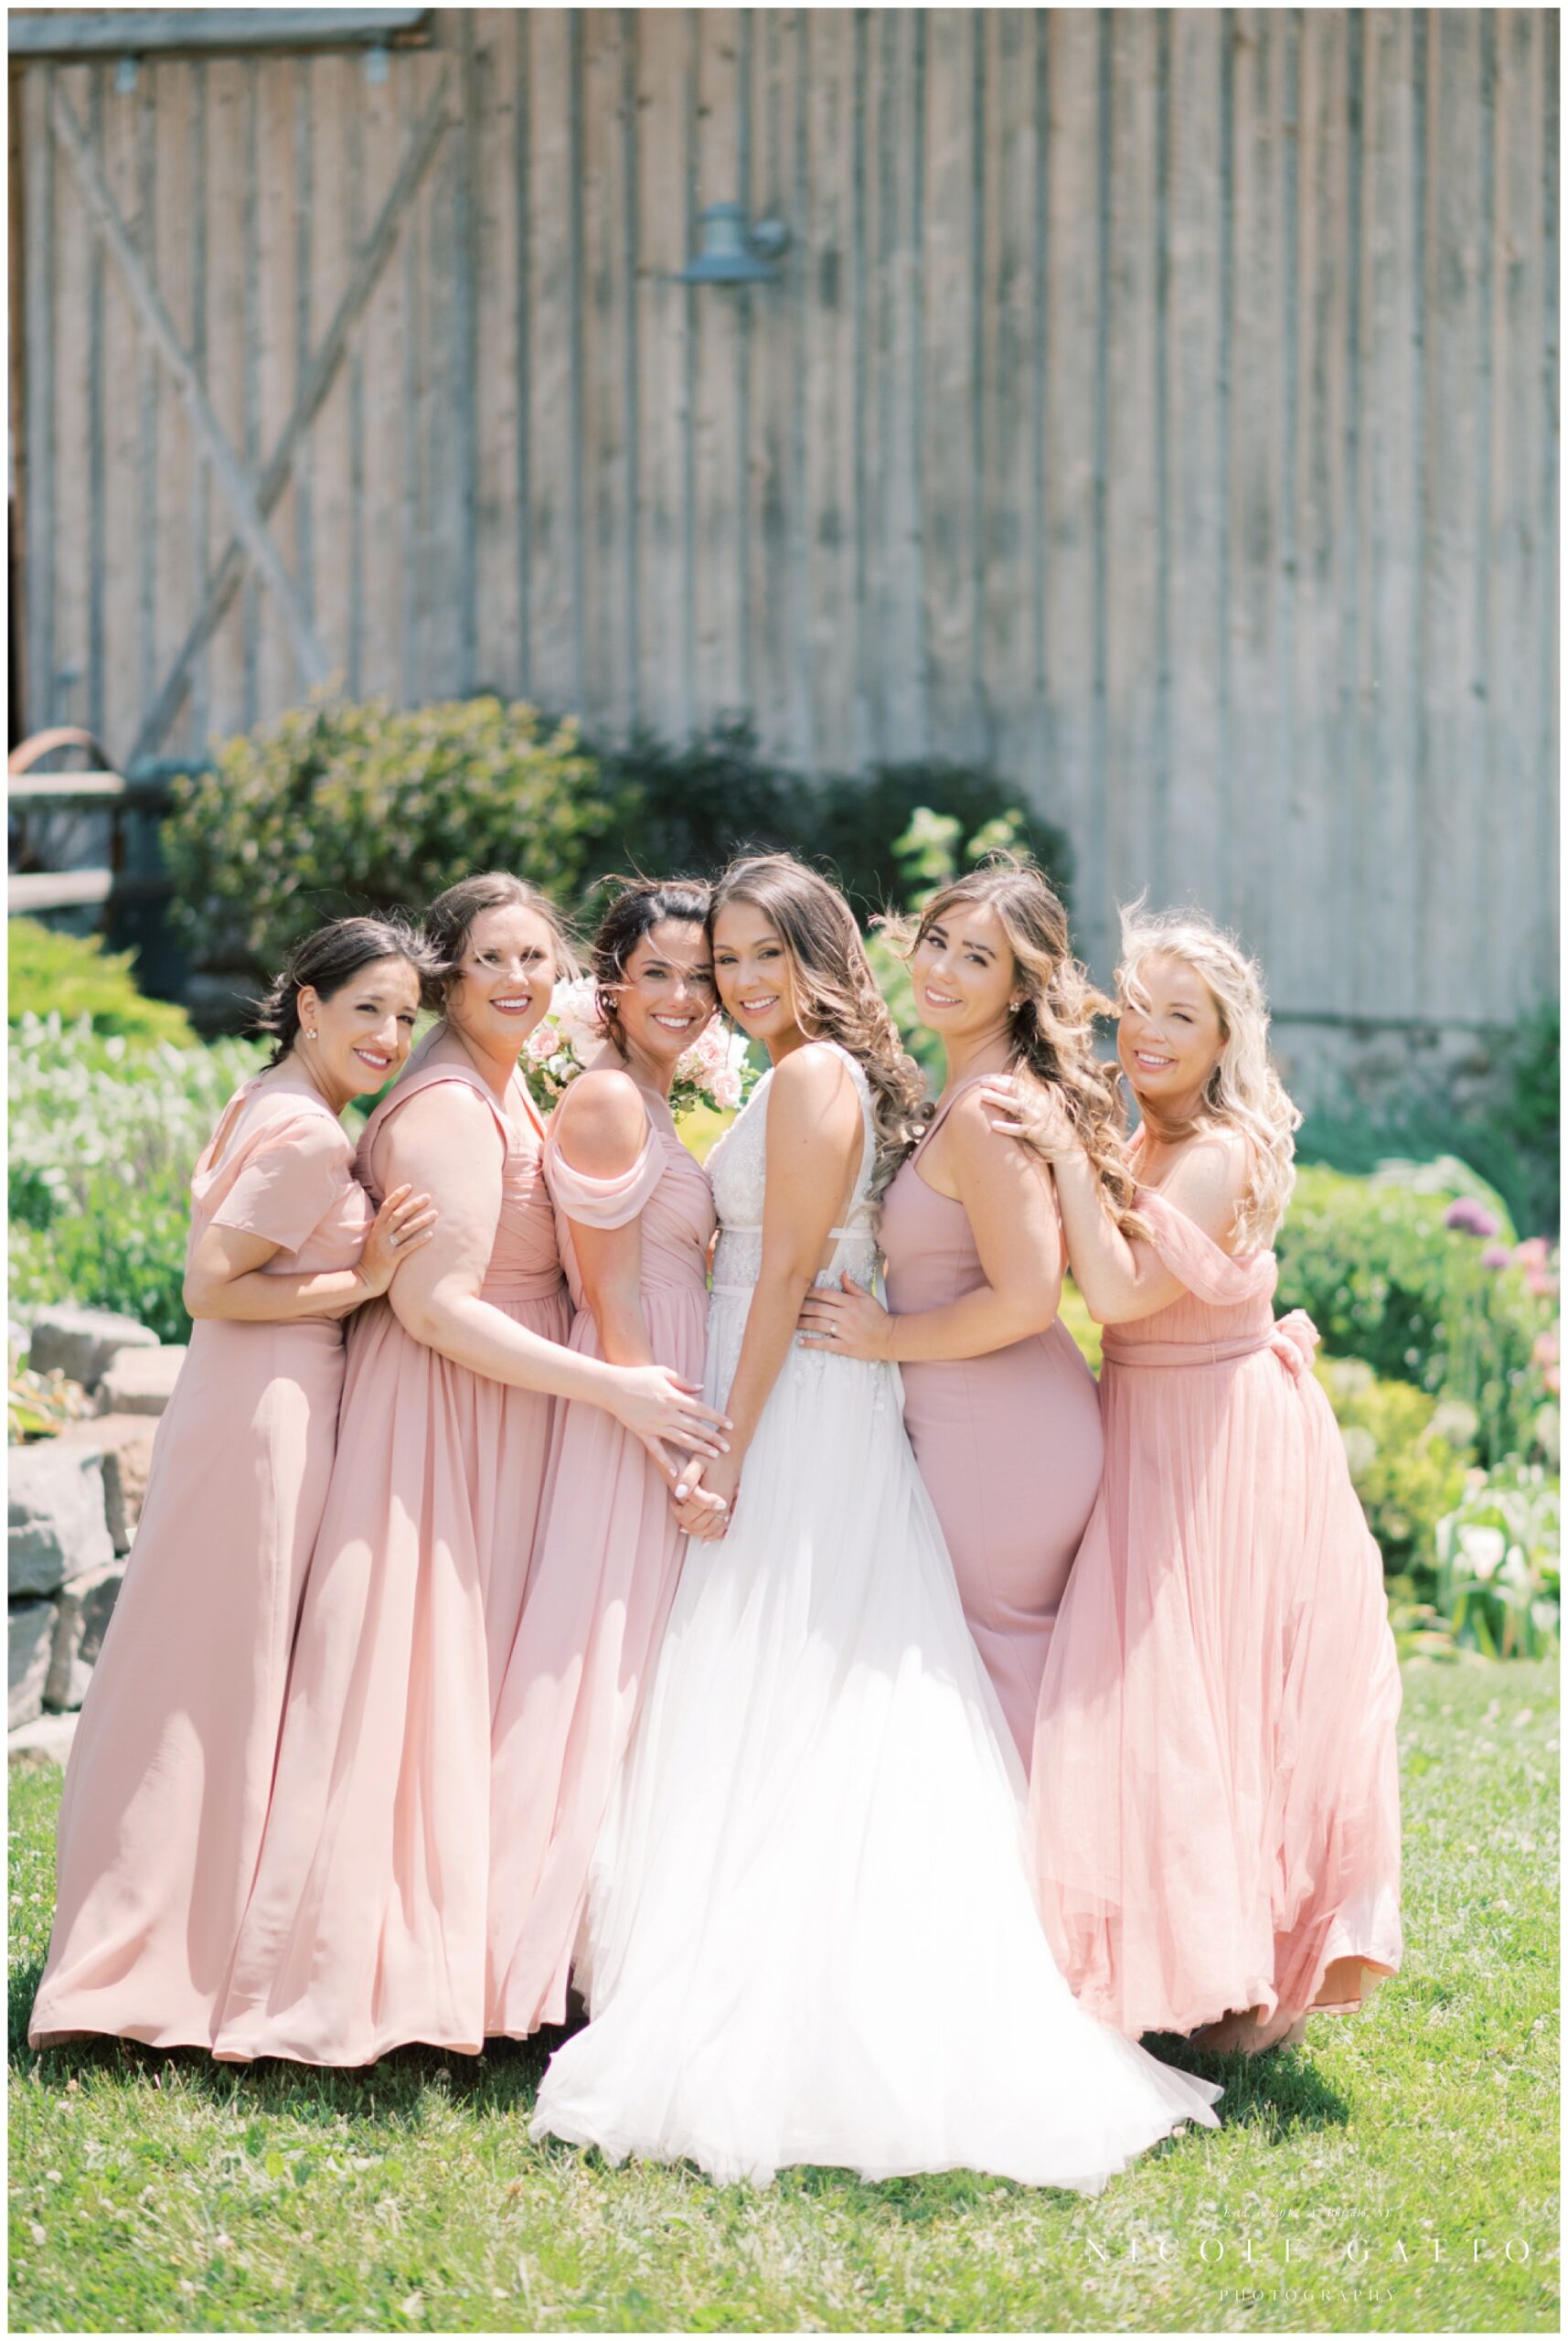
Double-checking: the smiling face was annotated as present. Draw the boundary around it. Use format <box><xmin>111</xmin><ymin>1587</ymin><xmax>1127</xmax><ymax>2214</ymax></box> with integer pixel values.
<box><xmin>1116</xmin><ymin>950</ymin><xmax>1225</xmax><ymax>1117</ymax></box>
<box><xmin>612</xmin><ymin>918</ymin><xmax>717</xmax><ymax>1072</ymax></box>
<box><xmin>444</xmin><ymin>903</ymin><xmax>559</xmax><ymax>1058</ymax></box>
<box><xmin>710</xmin><ymin>900</ymin><xmax>804</xmax><ymax>1049</ymax></box>
<box><xmin>297</xmin><ymin>955</ymin><xmax>421</xmax><ymax>1103</ymax></box>
<box><xmin>910</xmin><ymin>899</ymin><xmax>1019</xmax><ymax>1042</ymax></box>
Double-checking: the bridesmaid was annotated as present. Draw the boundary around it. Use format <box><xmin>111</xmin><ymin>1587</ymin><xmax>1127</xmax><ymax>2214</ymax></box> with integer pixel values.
<box><xmin>987</xmin><ymin>906</ymin><xmax>1403</xmax><ymax>2052</ymax></box>
<box><xmin>488</xmin><ymin>878</ymin><xmax>720</xmax><ymax>2037</ymax></box>
<box><xmin>214</xmin><ymin>873</ymin><xmax>729</xmax><ymax>2068</ymax></box>
<box><xmin>29</xmin><ymin>917</ymin><xmax>436</xmax><ymax>2049</ymax></box>
<box><xmin>798</xmin><ymin>861</ymin><xmax>1124</xmax><ymax>1765</ymax></box>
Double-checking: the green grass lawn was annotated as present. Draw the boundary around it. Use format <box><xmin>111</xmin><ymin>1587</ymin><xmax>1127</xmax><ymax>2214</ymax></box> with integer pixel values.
<box><xmin>8</xmin><ymin>1659</ymin><xmax>1558</xmax><ymax>2335</ymax></box>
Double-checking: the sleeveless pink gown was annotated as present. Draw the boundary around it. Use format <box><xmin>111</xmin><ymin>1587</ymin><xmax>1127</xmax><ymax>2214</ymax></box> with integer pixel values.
<box><xmin>1028</xmin><ymin>1184</ymin><xmax>1404</xmax><ymax>2045</ymax></box>
<box><xmin>213</xmin><ymin>1049</ymin><xmax>571</xmax><ymax>2066</ymax></box>
<box><xmin>880</xmin><ymin>1078</ymin><xmax>1104</xmax><ymax>1766</ymax></box>
<box><xmin>487</xmin><ymin>1086</ymin><xmax>715</xmax><ymax>2036</ymax></box>
<box><xmin>29</xmin><ymin>1078</ymin><xmax>372</xmax><ymax>2049</ymax></box>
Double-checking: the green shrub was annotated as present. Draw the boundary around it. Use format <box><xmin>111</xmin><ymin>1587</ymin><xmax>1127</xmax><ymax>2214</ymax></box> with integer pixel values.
<box><xmin>9</xmin><ymin>1014</ymin><xmax>264</xmax><ymax>1342</ymax></box>
<box><xmin>1314</xmin><ymin>1356</ymin><xmax>1475</xmax><ymax>1586</ymax></box>
<box><xmin>1276</xmin><ymin>1163</ymin><xmax>1554</xmax><ymax>1467</ymax></box>
<box><xmin>812</xmin><ymin>760</ymin><xmax>1072</xmax><ymax>918</ymax></box>
<box><xmin>592</xmin><ymin>721</ymin><xmax>808</xmax><ymax>883</ymax></box>
<box><xmin>7</xmin><ymin>919</ymin><xmax>197</xmax><ymax>1049</ymax></box>
<box><xmin>163</xmin><ymin>695</ymin><xmax>611</xmax><ymax>975</ymax></box>
<box><xmin>1435</xmin><ymin>1460</ymin><xmax>1560</xmax><ymax>1659</ymax></box>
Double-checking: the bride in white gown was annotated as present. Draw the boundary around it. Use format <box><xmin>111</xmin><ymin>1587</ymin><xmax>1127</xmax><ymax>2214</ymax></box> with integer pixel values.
<box><xmin>531</xmin><ymin>854</ymin><xmax>1222</xmax><ymax>2190</ymax></box>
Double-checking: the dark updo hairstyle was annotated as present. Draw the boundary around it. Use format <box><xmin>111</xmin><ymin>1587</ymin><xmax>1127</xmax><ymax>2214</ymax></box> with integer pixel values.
<box><xmin>421</xmin><ymin>871</ymin><xmax>579</xmax><ymax>1015</ymax></box>
<box><xmin>253</xmin><ymin>914</ymin><xmax>432</xmax><ymax>1070</ymax></box>
<box><xmin>592</xmin><ymin>876</ymin><xmax>712</xmax><ymax>1051</ymax></box>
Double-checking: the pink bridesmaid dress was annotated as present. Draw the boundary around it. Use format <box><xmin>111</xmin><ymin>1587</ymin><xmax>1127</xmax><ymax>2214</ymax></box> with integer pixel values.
<box><xmin>879</xmin><ymin>1077</ymin><xmax>1104</xmax><ymax>1766</ymax></box>
<box><xmin>487</xmin><ymin>1086</ymin><xmax>714</xmax><ymax>2036</ymax></box>
<box><xmin>212</xmin><ymin>1049</ymin><xmax>571</xmax><ymax>2066</ymax></box>
<box><xmin>29</xmin><ymin>1079</ymin><xmax>372</xmax><ymax>2049</ymax></box>
<box><xmin>1029</xmin><ymin>1183</ymin><xmax>1404</xmax><ymax>2046</ymax></box>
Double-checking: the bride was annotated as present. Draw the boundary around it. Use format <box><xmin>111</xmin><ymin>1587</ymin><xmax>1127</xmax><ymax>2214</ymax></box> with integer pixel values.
<box><xmin>530</xmin><ymin>853</ymin><xmax>1223</xmax><ymax>2190</ymax></box>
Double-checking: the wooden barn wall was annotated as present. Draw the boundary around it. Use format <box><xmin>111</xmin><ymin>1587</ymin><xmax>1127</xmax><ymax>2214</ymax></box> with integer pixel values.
<box><xmin>14</xmin><ymin>8</ymin><xmax>1560</xmax><ymax>1017</ymax></box>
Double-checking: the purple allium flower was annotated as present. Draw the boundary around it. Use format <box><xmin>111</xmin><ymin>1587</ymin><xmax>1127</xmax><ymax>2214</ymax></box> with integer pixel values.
<box><xmin>1444</xmin><ymin>1196</ymin><xmax>1500</xmax><ymax>1238</ymax></box>
<box><xmin>1480</xmin><ymin>1244</ymin><xmax>1512</xmax><ymax>1270</ymax></box>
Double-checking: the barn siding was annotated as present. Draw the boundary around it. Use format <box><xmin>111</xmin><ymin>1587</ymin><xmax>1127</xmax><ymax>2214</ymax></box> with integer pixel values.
<box><xmin>11</xmin><ymin>6</ymin><xmax>1559</xmax><ymax>1019</ymax></box>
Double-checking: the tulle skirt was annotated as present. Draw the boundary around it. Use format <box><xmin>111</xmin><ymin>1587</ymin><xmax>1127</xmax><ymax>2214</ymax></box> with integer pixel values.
<box><xmin>531</xmin><ymin>1306</ymin><xmax>1222</xmax><ymax>2189</ymax></box>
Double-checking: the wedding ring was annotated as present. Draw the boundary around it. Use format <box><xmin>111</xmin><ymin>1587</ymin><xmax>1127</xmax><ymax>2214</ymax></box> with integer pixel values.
<box><xmin>389</xmin><ymin>1232</ymin><xmax>400</xmax><ymax>1248</ymax></box>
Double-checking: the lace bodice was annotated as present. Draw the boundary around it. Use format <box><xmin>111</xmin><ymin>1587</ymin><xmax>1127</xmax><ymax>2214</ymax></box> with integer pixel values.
<box><xmin>708</xmin><ymin>1042</ymin><xmax>880</xmax><ymax>1300</ymax></box>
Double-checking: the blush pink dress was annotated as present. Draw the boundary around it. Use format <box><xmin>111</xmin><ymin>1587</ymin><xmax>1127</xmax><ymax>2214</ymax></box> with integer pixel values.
<box><xmin>212</xmin><ymin>1045</ymin><xmax>571</xmax><ymax>2066</ymax></box>
<box><xmin>880</xmin><ymin>1077</ymin><xmax>1104</xmax><ymax>1766</ymax></box>
<box><xmin>488</xmin><ymin>1085</ymin><xmax>715</xmax><ymax>2036</ymax></box>
<box><xmin>1028</xmin><ymin>1182</ymin><xmax>1404</xmax><ymax>2045</ymax></box>
<box><xmin>29</xmin><ymin>1077</ymin><xmax>372</xmax><ymax>2050</ymax></box>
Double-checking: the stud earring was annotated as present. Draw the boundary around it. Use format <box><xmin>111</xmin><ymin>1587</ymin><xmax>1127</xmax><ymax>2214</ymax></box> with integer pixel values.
<box><xmin>305</xmin><ymin>1028</ymin><xmax>318</xmax><ymax>1042</ymax></box>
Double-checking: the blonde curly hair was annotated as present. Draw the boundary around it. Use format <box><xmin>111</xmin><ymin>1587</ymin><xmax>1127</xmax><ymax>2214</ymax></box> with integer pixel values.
<box><xmin>892</xmin><ymin>856</ymin><xmax>1143</xmax><ymax>1238</ymax></box>
<box><xmin>709</xmin><ymin>853</ymin><xmax>929</xmax><ymax>1201</ymax></box>
<box><xmin>1115</xmin><ymin>903</ymin><xmax>1301</xmax><ymax>1246</ymax></box>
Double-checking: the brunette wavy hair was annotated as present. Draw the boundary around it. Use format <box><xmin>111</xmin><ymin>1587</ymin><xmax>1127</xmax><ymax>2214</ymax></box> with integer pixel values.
<box><xmin>251</xmin><ymin>914</ymin><xmax>433</xmax><ymax>1069</ymax></box>
<box><xmin>709</xmin><ymin>853</ymin><xmax>929</xmax><ymax>1198</ymax></box>
<box><xmin>1115</xmin><ymin>902</ymin><xmax>1301</xmax><ymax>1245</ymax></box>
<box><xmin>591</xmin><ymin>876</ymin><xmax>712</xmax><ymax>1051</ymax></box>
<box><xmin>421</xmin><ymin>871</ymin><xmax>579</xmax><ymax>1013</ymax></box>
<box><xmin>892</xmin><ymin>856</ymin><xmax>1143</xmax><ymax>1235</ymax></box>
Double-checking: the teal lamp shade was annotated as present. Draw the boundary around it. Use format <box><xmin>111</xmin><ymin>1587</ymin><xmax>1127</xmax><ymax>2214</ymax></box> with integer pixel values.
<box><xmin>676</xmin><ymin>203</ymin><xmax>778</xmax><ymax>285</ymax></box>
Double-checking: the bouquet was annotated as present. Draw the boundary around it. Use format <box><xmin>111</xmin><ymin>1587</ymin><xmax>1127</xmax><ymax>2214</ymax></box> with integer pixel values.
<box><xmin>522</xmin><ymin>978</ymin><xmax>755</xmax><ymax>1119</ymax></box>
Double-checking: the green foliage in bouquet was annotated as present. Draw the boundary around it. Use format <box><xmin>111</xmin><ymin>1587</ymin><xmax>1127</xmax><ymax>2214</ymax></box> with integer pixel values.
<box><xmin>163</xmin><ymin>696</ymin><xmax>609</xmax><ymax>975</ymax></box>
<box><xmin>9</xmin><ymin>1014</ymin><xmax>264</xmax><ymax>1343</ymax></box>
<box><xmin>8</xmin><ymin>919</ymin><xmax>197</xmax><ymax>1049</ymax></box>
<box><xmin>1435</xmin><ymin>1460</ymin><xmax>1560</xmax><ymax>1659</ymax></box>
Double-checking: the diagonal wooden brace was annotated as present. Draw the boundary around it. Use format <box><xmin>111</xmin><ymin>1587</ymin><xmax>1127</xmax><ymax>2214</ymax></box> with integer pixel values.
<box><xmin>132</xmin><ymin>71</ymin><xmax>453</xmax><ymax>762</ymax></box>
<box><xmin>50</xmin><ymin>79</ymin><xmax>332</xmax><ymax>693</ymax></box>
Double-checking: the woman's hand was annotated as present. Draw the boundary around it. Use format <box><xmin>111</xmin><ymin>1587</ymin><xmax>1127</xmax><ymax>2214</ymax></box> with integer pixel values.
<box><xmin>796</xmin><ymin>1273</ymin><xmax>894</xmax><ymax>1362</ymax></box>
<box><xmin>355</xmin><ymin>1183</ymin><xmax>440</xmax><ymax>1298</ymax></box>
<box><xmin>673</xmin><ymin>1449</ymin><xmax>742</xmax><ymax>1539</ymax></box>
<box><xmin>611</xmin><ymin>1365</ymin><xmax>732</xmax><ymax>1477</ymax></box>
<box><xmin>978</xmin><ymin>1074</ymin><xmax>1080</xmax><ymax>1160</ymax></box>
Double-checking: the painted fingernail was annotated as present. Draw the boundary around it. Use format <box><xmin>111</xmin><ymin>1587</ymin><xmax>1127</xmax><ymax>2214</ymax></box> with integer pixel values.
<box><xmin>675</xmin><ymin>1485</ymin><xmax>688</xmax><ymax>1501</ymax></box>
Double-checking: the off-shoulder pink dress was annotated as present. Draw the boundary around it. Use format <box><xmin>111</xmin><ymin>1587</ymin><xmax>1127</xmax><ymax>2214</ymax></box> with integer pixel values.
<box><xmin>488</xmin><ymin>1085</ymin><xmax>715</xmax><ymax>2036</ymax></box>
<box><xmin>212</xmin><ymin>1048</ymin><xmax>571</xmax><ymax>2066</ymax></box>
<box><xmin>880</xmin><ymin>1077</ymin><xmax>1104</xmax><ymax>1766</ymax></box>
<box><xmin>29</xmin><ymin>1078</ymin><xmax>372</xmax><ymax>2049</ymax></box>
<box><xmin>1028</xmin><ymin>1184</ymin><xmax>1404</xmax><ymax>2045</ymax></box>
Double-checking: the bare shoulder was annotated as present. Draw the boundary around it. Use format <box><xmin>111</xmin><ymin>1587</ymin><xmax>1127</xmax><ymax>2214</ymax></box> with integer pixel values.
<box><xmin>1161</xmin><ymin>1126</ymin><xmax>1251</xmax><ymax>1228</ymax></box>
<box><xmin>945</xmin><ymin>1083</ymin><xmax>1051</xmax><ymax>1191</ymax></box>
<box><xmin>767</xmin><ymin>1042</ymin><xmax>861</xmax><ymax>1145</ymax></box>
<box><xmin>378</xmin><ymin>1080</ymin><xmax>505</xmax><ymax>1188</ymax></box>
<box><xmin>552</xmin><ymin>1067</ymin><xmax>649</xmax><ymax>1176</ymax></box>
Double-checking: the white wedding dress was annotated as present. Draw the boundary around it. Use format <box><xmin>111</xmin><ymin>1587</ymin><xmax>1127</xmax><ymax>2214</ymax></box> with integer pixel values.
<box><xmin>530</xmin><ymin>1042</ymin><xmax>1222</xmax><ymax>2189</ymax></box>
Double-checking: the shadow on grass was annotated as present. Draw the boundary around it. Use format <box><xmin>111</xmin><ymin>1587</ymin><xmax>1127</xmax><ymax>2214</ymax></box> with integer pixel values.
<box><xmin>1141</xmin><ymin>2029</ymin><xmax>1352</xmax><ymax>2137</ymax></box>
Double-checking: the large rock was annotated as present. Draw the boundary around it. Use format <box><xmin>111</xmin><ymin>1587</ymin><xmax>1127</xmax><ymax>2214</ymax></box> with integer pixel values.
<box><xmin>97</xmin><ymin>1345</ymin><xmax>187</xmax><ymax>1418</ymax></box>
<box><xmin>53</xmin><ymin>1415</ymin><xmax>158</xmax><ymax>1553</ymax></box>
<box><xmin>45</xmin><ymin>1563</ymin><xmax>124</xmax><ymax>1712</ymax></box>
<box><xmin>28</xmin><ymin>1306</ymin><xmax>159</xmax><ymax>1391</ymax></box>
<box><xmin>9</xmin><ymin>1602</ymin><xmax>56</xmax><ymax>1729</ymax></box>
<box><xmin>8</xmin><ymin>1443</ymin><xmax>113</xmax><ymax>1598</ymax></box>
<box><xmin>9</xmin><ymin>1709</ymin><xmax>79</xmax><ymax>1769</ymax></box>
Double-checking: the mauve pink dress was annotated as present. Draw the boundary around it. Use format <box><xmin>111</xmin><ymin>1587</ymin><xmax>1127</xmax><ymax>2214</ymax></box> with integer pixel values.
<box><xmin>213</xmin><ymin>1046</ymin><xmax>571</xmax><ymax>2066</ymax></box>
<box><xmin>29</xmin><ymin>1077</ymin><xmax>372</xmax><ymax>2049</ymax></box>
<box><xmin>488</xmin><ymin>1085</ymin><xmax>714</xmax><ymax>2036</ymax></box>
<box><xmin>880</xmin><ymin>1077</ymin><xmax>1104</xmax><ymax>1767</ymax></box>
<box><xmin>1029</xmin><ymin>1184</ymin><xmax>1404</xmax><ymax>2044</ymax></box>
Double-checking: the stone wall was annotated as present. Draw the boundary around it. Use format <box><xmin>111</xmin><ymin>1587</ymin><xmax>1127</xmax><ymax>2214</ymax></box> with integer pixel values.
<box><xmin>8</xmin><ymin>1308</ymin><xmax>186</xmax><ymax>1731</ymax></box>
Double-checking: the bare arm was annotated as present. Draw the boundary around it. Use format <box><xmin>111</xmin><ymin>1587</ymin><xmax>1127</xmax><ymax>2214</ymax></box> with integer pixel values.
<box><xmin>376</xmin><ymin>1085</ymin><xmax>729</xmax><ymax>1456</ymax></box>
<box><xmin>553</xmin><ymin>1072</ymin><xmax>655</xmax><ymax>1371</ymax></box>
<box><xmin>677</xmin><ymin>1045</ymin><xmax>862</xmax><ymax>1534</ymax></box>
<box><xmin>798</xmin><ymin>1094</ymin><xmax>1064</xmax><ymax>1362</ymax></box>
<box><xmin>183</xmin><ymin>1183</ymin><xmax>437</xmax><ymax>1322</ymax></box>
<box><xmin>1051</xmin><ymin>1132</ymin><xmax>1248</xmax><ymax>1324</ymax></box>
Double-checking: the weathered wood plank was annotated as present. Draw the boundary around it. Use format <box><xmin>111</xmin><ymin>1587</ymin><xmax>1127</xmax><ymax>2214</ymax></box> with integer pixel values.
<box><xmin>978</xmin><ymin>7</ymin><xmax>1034</xmax><ymax>794</ymax></box>
<box><xmin>866</xmin><ymin>5</ymin><xmax>926</xmax><ymax>764</ymax></box>
<box><xmin>255</xmin><ymin>55</ymin><xmax>301</xmax><ymax>722</ymax></box>
<box><xmin>581</xmin><ymin>7</ymin><xmax>634</xmax><ymax>731</ymax></box>
<box><xmin>149</xmin><ymin>59</ymin><xmax>196</xmax><ymax>751</ymax></box>
<box><xmin>524</xmin><ymin>9</ymin><xmax>578</xmax><ymax>715</ymax></box>
<box><xmin>472</xmin><ymin>9</ymin><xmax>521</xmax><ymax>699</ymax></box>
<box><xmin>357</xmin><ymin>49</ymin><xmax>413</xmax><ymax>704</ymax></box>
<box><xmin>921</xmin><ymin>7</ymin><xmax>982</xmax><ymax>767</ymax></box>
<box><xmin>1538</xmin><ymin>7</ymin><xmax>1560</xmax><ymax>1006</ymax></box>
<box><xmin>9</xmin><ymin>13</ymin><xmax>432</xmax><ymax>62</ymax></box>
<box><xmin>635</xmin><ymin>5</ymin><xmax>695</xmax><ymax>742</ymax></box>
<box><xmin>101</xmin><ymin>62</ymin><xmax>143</xmax><ymax>764</ymax></box>
<box><xmin>1042</xmin><ymin>11</ymin><xmax>1103</xmax><ymax>967</ymax></box>
<box><xmin>22</xmin><ymin>66</ymin><xmax>56</xmax><ymax>730</ymax></box>
<box><xmin>691</xmin><ymin>8</ymin><xmax>747</xmax><ymax>736</ymax></box>
<box><xmin>308</xmin><ymin>49</ymin><xmax>354</xmax><ymax>695</ymax></box>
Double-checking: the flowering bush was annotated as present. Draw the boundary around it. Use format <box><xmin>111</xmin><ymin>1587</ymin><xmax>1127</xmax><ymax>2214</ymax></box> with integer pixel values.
<box><xmin>520</xmin><ymin>979</ymin><xmax>755</xmax><ymax>1121</ymax></box>
<box><xmin>1435</xmin><ymin>1462</ymin><xmax>1561</xmax><ymax>1659</ymax></box>
<box><xmin>1276</xmin><ymin>1164</ymin><xmax>1558</xmax><ymax>1468</ymax></box>
<box><xmin>1314</xmin><ymin>1356</ymin><xmax>1475</xmax><ymax>1584</ymax></box>
<box><xmin>9</xmin><ymin>1012</ymin><xmax>263</xmax><ymax>1342</ymax></box>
